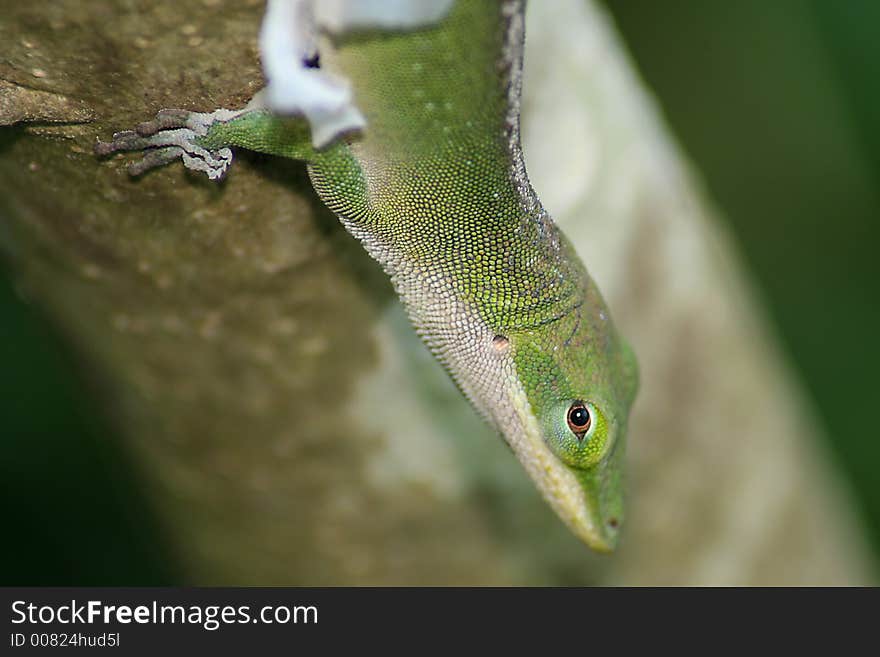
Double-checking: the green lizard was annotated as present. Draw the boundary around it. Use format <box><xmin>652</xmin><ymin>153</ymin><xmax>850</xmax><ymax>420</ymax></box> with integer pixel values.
<box><xmin>96</xmin><ymin>0</ymin><xmax>638</xmax><ymax>552</ymax></box>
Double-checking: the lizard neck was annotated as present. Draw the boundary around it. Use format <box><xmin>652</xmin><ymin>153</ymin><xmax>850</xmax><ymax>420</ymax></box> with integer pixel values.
<box><xmin>309</xmin><ymin>0</ymin><xmax>583</xmax><ymax>331</ymax></box>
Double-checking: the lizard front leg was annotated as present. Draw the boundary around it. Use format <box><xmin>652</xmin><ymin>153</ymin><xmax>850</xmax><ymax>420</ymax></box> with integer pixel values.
<box><xmin>95</xmin><ymin>108</ymin><xmax>244</xmax><ymax>179</ymax></box>
<box><xmin>95</xmin><ymin>103</ymin><xmax>331</xmax><ymax>180</ymax></box>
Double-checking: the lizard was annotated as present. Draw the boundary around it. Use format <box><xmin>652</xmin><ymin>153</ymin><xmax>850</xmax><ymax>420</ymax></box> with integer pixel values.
<box><xmin>96</xmin><ymin>0</ymin><xmax>638</xmax><ymax>552</ymax></box>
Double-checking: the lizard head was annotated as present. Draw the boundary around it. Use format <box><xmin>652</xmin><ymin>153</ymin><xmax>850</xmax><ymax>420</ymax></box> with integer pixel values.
<box><xmin>501</xmin><ymin>269</ymin><xmax>638</xmax><ymax>553</ymax></box>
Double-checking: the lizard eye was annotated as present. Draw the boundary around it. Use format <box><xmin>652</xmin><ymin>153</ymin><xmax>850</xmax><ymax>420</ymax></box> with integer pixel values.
<box><xmin>567</xmin><ymin>402</ymin><xmax>592</xmax><ymax>437</ymax></box>
<box><xmin>544</xmin><ymin>400</ymin><xmax>608</xmax><ymax>468</ymax></box>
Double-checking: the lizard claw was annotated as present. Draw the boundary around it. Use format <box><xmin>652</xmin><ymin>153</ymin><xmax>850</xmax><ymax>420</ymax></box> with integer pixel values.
<box><xmin>136</xmin><ymin>109</ymin><xmax>193</xmax><ymax>136</ymax></box>
<box><xmin>96</xmin><ymin>108</ymin><xmax>241</xmax><ymax>180</ymax></box>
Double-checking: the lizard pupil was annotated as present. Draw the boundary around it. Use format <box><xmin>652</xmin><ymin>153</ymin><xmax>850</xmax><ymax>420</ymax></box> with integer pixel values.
<box><xmin>567</xmin><ymin>403</ymin><xmax>591</xmax><ymax>435</ymax></box>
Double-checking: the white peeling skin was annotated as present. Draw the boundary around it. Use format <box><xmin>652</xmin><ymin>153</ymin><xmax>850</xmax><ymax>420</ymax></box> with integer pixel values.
<box><xmin>258</xmin><ymin>0</ymin><xmax>455</xmax><ymax>147</ymax></box>
<box><xmin>315</xmin><ymin>0</ymin><xmax>456</xmax><ymax>33</ymax></box>
<box><xmin>259</xmin><ymin>0</ymin><xmax>366</xmax><ymax>147</ymax></box>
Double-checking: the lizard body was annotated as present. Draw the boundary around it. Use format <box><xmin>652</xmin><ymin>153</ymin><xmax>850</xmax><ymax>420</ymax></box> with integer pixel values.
<box><xmin>98</xmin><ymin>0</ymin><xmax>637</xmax><ymax>551</ymax></box>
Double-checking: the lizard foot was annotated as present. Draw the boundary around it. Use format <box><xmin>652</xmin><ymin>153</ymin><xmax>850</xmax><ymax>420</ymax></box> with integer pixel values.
<box><xmin>95</xmin><ymin>108</ymin><xmax>244</xmax><ymax>180</ymax></box>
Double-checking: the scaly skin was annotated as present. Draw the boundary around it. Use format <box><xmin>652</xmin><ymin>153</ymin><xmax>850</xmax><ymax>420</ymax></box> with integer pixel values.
<box><xmin>98</xmin><ymin>0</ymin><xmax>638</xmax><ymax>551</ymax></box>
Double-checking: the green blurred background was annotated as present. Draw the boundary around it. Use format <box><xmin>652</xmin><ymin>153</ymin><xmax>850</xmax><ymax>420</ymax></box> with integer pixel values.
<box><xmin>2</xmin><ymin>0</ymin><xmax>879</xmax><ymax>583</ymax></box>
